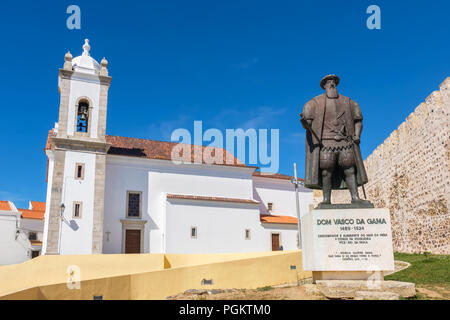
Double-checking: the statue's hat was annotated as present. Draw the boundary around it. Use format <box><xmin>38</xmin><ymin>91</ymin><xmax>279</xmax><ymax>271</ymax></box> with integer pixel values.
<box><xmin>320</xmin><ymin>74</ymin><xmax>340</xmax><ymax>89</ymax></box>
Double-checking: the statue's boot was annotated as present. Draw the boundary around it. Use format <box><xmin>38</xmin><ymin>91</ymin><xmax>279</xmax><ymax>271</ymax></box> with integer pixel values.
<box><xmin>317</xmin><ymin>200</ymin><xmax>331</xmax><ymax>209</ymax></box>
<box><xmin>345</xmin><ymin>170</ymin><xmax>374</xmax><ymax>208</ymax></box>
<box><xmin>351</xmin><ymin>198</ymin><xmax>374</xmax><ymax>208</ymax></box>
<box><xmin>318</xmin><ymin>169</ymin><xmax>333</xmax><ymax>209</ymax></box>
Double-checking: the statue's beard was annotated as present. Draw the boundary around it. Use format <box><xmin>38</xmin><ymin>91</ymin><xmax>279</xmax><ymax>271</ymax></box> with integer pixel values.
<box><xmin>326</xmin><ymin>87</ymin><xmax>339</xmax><ymax>99</ymax></box>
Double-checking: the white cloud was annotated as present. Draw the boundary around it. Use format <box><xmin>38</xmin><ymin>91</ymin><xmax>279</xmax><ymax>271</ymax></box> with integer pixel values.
<box><xmin>210</xmin><ymin>106</ymin><xmax>286</xmax><ymax>130</ymax></box>
<box><xmin>147</xmin><ymin>114</ymin><xmax>192</xmax><ymax>140</ymax></box>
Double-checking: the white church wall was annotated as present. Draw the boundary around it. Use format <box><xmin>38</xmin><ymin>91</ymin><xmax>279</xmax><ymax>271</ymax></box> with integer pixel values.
<box><xmin>253</xmin><ymin>177</ymin><xmax>313</xmax><ymax>217</ymax></box>
<box><xmin>103</xmin><ymin>155</ymin><xmax>256</xmax><ymax>254</ymax></box>
<box><xmin>58</xmin><ymin>151</ymin><xmax>96</xmax><ymax>255</ymax></box>
<box><xmin>103</xmin><ymin>159</ymin><xmax>150</xmax><ymax>254</ymax></box>
<box><xmin>41</xmin><ymin>152</ymin><xmax>54</xmax><ymax>255</ymax></box>
<box><xmin>147</xmin><ymin>165</ymin><xmax>255</xmax><ymax>253</ymax></box>
<box><xmin>165</xmin><ymin>199</ymin><xmax>263</xmax><ymax>253</ymax></box>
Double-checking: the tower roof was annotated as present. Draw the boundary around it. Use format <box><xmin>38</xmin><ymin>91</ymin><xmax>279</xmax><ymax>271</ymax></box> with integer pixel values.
<box><xmin>72</xmin><ymin>39</ymin><xmax>100</xmax><ymax>74</ymax></box>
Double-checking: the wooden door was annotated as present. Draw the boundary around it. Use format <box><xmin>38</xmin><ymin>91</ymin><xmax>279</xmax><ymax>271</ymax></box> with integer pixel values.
<box><xmin>271</xmin><ymin>234</ymin><xmax>280</xmax><ymax>251</ymax></box>
<box><xmin>125</xmin><ymin>230</ymin><xmax>141</xmax><ymax>253</ymax></box>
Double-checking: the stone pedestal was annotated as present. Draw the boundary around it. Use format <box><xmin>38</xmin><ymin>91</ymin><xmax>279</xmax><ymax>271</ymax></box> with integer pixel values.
<box><xmin>301</xmin><ymin>208</ymin><xmax>394</xmax><ymax>282</ymax></box>
<box><xmin>312</xmin><ymin>271</ymin><xmax>383</xmax><ymax>282</ymax></box>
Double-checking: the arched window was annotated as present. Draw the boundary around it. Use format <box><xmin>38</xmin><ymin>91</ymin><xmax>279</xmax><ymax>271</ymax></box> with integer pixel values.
<box><xmin>76</xmin><ymin>100</ymin><xmax>89</xmax><ymax>133</ymax></box>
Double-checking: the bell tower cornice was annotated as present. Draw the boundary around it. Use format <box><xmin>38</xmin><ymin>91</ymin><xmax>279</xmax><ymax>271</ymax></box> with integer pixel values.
<box><xmin>50</xmin><ymin>136</ymin><xmax>111</xmax><ymax>154</ymax></box>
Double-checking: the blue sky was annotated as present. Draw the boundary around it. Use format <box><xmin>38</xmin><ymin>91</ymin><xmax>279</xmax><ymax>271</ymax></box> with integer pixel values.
<box><xmin>0</xmin><ymin>0</ymin><xmax>449</xmax><ymax>208</ymax></box>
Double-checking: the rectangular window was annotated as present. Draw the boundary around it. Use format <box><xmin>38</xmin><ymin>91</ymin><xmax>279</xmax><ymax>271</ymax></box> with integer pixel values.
<box><xmin>245</xmin><ymin>229</ymin><xmax>251</xmax><ymax>240</ymax></box>
<box><xmin>75</xmin><ymin>163</ymin><xmax>85</xmax><ymax>180</ymax></box>
<box><xmin>73</xmin><ymin>202</ymin><xmax>82</xmax><ymax>219</ymax></box>
<box><xmin>126</xmin><ymin>191</ymin><xmax>142</xmax><ymax>218</ymax></box>
<box><xmin>267</xmin><ymin>202</ymin><xmax>273</xmax><ymax>212</ymax></box>
<box><xmin>29</xmin><ymin>232</ymin><xmax>37</xmax><ymax>241</ymax></box>
<box><xmin>191</xmin><ymin>227</ymin><xmax>197</xmax><ymax>238</ymax></box>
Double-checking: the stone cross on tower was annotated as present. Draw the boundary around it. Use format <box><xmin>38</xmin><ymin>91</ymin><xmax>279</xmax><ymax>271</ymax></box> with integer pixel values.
<box><xmin>82</xmin><ymin>39</ymin><xmax>90</xmax><ymax>56</ymax></box>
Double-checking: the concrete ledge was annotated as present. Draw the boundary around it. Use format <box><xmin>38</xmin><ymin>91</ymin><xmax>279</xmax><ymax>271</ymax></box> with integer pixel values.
<box><xmin>313</xmin><ymin>271</ymin><xmax>383</xmax><ymax>282</ymax></box>
<box><xmin>383</xmin><ymin>261</ymin><xmax>411</xmax><ymax>276</ymax></box>
<box><xmin>316</xmin><ymin>280</ymin><xmax>416</xmax><ymax>299</ymax></box>
<box><xmin>354</xmin><ymin>291</ymin><xmax>399</xmax><ymax>300</ymax></box>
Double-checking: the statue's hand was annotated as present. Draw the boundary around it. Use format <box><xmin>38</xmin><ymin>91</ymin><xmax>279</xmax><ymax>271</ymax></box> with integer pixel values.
<box><xmin>352</xmin><ymin>135</ymin><xmax>360</xmax><ymax>144</ymax></box>
<box><xmin>300</xmin><ymin>113</ymin><xmax>310</xmax><ymax>130</ymax></box>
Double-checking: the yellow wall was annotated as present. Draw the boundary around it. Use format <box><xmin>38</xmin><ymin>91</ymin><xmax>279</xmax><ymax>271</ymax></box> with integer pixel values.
<box><xmin>164</xmin><ymin>251</ymin><xmax>281</xmax><ymax>268</ymax></box>
<box><xmin>131</xmin><ymin>251</ymin><xmax>310</xmax><ymax>299</ymax></box>
<box><xmin>0</xmin><ymin>254</ymin><xmax>165</xmax><ymax>297</ymax></box>
<box><xmin>0</xmin><ymin>250</ymin><xmax>311</xmax><ymax>300</ymax></box>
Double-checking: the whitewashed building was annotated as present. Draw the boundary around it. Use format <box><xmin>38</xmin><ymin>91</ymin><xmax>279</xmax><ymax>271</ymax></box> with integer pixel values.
<box><xmin>42</xmin><ymin>40</ymin><xmax>313</xmax><ymax>256</ymax></box>
<box><xmin>18</xmin><ymin>201</ymin><xmax>46</xmax><ymax>257</ymax></box>
<box><xmin>0</xmin><ymin>200</ymin><xmax>46</xmax><ymax>265</ymax></box>
<box><xmin>0</xmin><ymin>201</ymin><xmax>32</xmax><ymax>265</ymax></box>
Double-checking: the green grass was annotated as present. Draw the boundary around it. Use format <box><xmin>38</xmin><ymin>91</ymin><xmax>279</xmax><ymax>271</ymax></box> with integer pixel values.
<box><xmin>256</xmin><ymin>286</ymin><xmax>273</xmax><ymax>291</ymax></box>
<box><xmin>385</xmin><ymin>253</ymin><xmax>450</xmax><ymax>300</ymax></box>
<box><xmin>385</xmin><ymin>252</ymin><xmax>450</xmax><ymax>285</ymax></box>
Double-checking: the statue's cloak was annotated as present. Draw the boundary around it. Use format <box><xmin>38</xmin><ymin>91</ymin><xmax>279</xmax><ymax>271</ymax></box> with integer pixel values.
<box><xmin>301</xmin><ymin>93</ymin><xmax>368</xmax><ymax>190</ymax></box>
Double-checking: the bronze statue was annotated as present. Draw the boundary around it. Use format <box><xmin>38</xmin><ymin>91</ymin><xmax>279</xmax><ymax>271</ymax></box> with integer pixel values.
<box><xmin>300</xmin><ymin>75</ymin><xmax>373</xmax><ymax>209</ymax></box>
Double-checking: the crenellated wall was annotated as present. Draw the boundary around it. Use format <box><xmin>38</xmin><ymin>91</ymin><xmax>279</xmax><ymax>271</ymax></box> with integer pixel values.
<box><xmin>316</xmin><ymin>77</ymin><xmax>450</xmax><ymax>254</ymax></box>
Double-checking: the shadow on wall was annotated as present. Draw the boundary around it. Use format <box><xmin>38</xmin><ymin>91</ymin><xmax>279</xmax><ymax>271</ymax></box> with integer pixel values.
<box><xmin>0</xmin><ymin>251</ymin><xmax>309</xmax><ymax>300</ymax></box>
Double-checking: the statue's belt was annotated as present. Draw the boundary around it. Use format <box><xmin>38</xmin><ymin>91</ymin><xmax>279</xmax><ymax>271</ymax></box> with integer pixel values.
<box><xmin>321</xmin><ymin>144</ymin><xmax>353</xmax><ymax>152</ymax></box>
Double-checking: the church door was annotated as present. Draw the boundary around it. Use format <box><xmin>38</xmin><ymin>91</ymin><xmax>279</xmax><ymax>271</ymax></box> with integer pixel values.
<box><xmin>125</xmin><ymin>230</ymin><xmax>141</xmax><ymax>253</ymax></box>
<box><xmin>271</xmin><ymin>234</ymin><xmax>280</xmax><ymax>251</ymax></box>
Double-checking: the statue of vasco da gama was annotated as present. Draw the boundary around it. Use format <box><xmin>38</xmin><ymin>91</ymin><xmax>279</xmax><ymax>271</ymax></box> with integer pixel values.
<box><xmin>300</xmin><ymin>74</ymin><xmax>373</xmax><ymax>209</ymax></box>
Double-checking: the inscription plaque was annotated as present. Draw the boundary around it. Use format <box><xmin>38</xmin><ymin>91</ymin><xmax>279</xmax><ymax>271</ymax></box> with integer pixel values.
<box><xmin>301</xmin><ymin>208</ymin><xmax>395</xmax><ymax>271</ymax></box>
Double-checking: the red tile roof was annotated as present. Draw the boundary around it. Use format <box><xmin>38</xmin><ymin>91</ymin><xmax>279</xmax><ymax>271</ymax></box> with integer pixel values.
<box><xmin>30</xmin><ymin>201</ymin><xmax>46</xmax><ymax>211</ymax></box>
<box><xmin>260</xmin><ymin>214</ymin><xmax>298</xmax><ymax>225</ymax></box>
<box><xmin>44</xmin><ymin>130</ymin><xmax>55</xmax><ymax>151</ymax></box>
<box><xmin>45</xmin><ymin>131</ymin><xmax>253</xmax><ymax>168</ymax></box>
<box><xmin>252</xmin><ymin>171</ymin><xmax>304</xmax><ymax>181</ymax></box>
<box><xmin>106</xmin><ymin>135</ymin><xmax>250</xmax><ymax>168</ymax></box>
<box><xmin>167</xmin><ymin>194</ymin><xmax>259</xmax><ymax>204</ymax></box>
<box><xmin>20</xmin><ymin>209</ymin><xmax>45</xmax><ymax>220</ymax></box>
<box><xmin>0</xmin><ymin>201</ymin><xmax>12</xmax><ymax>211</ymax></box>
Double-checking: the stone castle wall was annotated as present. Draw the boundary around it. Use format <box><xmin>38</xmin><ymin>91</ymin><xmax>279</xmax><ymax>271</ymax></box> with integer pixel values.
<box><xmin>316</xmin><ymin>77</ymin><xmax>450</xmax><ymax>254</ymax></box>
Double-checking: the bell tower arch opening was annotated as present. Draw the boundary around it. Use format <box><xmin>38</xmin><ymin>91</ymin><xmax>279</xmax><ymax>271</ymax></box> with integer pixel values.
<box><xmin>75</xmin><ymin>99</ymin><xmax>91</xmax><ymax>134</ymax></box>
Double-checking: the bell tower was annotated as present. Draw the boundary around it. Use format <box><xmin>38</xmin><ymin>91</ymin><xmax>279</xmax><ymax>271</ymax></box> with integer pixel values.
<box><xmin>42</xmin><ymin>39</ymin><xmax>112</xmax><ymax>255</ymax></box>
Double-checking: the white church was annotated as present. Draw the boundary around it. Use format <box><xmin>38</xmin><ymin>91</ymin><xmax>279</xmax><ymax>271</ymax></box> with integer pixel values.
<box><xmin>41</xmin><ymin>40</ymin><xmax>313</xmax><ymax>256</ymax></box>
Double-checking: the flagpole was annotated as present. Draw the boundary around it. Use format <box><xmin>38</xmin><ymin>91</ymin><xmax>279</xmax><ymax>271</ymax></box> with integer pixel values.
<box><xmin>293</xmin><ymin>163</ymin><xmax>302</xmax><ymax>249</ymax></box>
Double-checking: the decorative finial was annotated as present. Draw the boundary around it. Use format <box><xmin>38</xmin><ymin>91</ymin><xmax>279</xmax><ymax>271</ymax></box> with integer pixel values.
<box><xmin>82</xmin><ymin>39</ymin><xmax>90</xmax><ymax>56</ymax></box>
<box><xmin>64</xmin><ymin>51</ymin><xmax>73</xmax><ymax>62</ymax></box>
<box><xmin>63</xmin><ymin>51</ymin><xmax>73</xmax><ymax>70</ymax></box>
<box><xmin>100</xmin><ymin>57</ymin><xmax>109</xmax><ymax>76</ymax></box>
